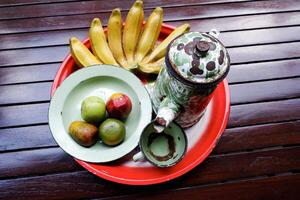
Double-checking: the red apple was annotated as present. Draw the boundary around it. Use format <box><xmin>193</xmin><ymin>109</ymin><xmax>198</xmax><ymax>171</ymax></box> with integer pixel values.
<box><xmin>106</xmin><ymin>93</ymin><xmax>132</xmax><ymax>119</ymax></box>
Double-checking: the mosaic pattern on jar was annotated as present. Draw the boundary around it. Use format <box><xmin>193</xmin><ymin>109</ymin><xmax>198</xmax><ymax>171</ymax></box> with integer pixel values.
<box><xmin>150</xmin><ymin>66</ymin><xmax>194</xmax><ymax>114</ymax></box>
<box><xmin>150</xmin><ymin>64</ymin><xmax>216</xmax><ymax>128</ymax></box>
<box><xmin>175</xmin><ymin>92</ymin><xmax>214</xmax><ymax>128</ymax></box>
<box><xmin>168</xmin><ymin>31</ymin><xmax>229</xmax><ymax>84</ymax></box>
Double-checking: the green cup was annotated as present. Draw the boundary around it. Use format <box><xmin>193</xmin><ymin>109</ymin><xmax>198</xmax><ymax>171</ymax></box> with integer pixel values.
<box><xmin>133</xmin><ymin>121</ymin><xmax>187</xmax><ymax>167</ymax></box>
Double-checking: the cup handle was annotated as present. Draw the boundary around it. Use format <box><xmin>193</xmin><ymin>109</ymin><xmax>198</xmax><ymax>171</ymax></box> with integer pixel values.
<box><xmin>133</xmin><ymin>151</ymin><xmax>145</xmax><ymax>162</ymax></box>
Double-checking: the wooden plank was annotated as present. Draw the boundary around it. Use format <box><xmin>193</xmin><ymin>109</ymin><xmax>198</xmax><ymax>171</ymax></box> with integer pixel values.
<box><xmin>220</xmin><ymin>26</ymin><xmax>300</xmax><ymax>47</ymax></box>
<box><xmin>228</xmin><ymin>98</ymin><xmax>300</xmax><ymax>128</ymax></box>
<box><xmin>0</xmin><ymin>0</ymin><xmax>250</xmax><ymax>8</ymax></box>
<box><xmin>0</xmin><ymin>13</ymin><xmax>105</xmax><ymax>35</ymax></box>
<box><xmin>176</xmin><ymin>11</ymin><xmax>300</xmax><ymax>32</ymax></box>
<box><xmin>0</xmin><ymin>0</ymin><xmax>84</xmax><ymax>7</ymax></box>
<box><xmin>0</xmin><ymin>154</ymin><xmax>299</xmax><ymax>199</ymax></box>
<box><xmin>2</xmin><ymin>0</ymin><xmax>295</xmax><ymax>20</ymax></box>
<box><xmin>228</xmin><ymin>42</ymin><xmax>300</xmax><ymax>64</ymax></box>
<box><xmin>0</xmin><ymin>148</ymin><xmax>81</xmax><ymax>179</ymax></box>
<box><xmin>230</xmin><ymin>77</ymin><xmax>300</xmax><ymax>105</ymax></box>
<box><xmin>215</xmin><ymin>120</ymin><xmax>300</xmax><ymax>154</ymax></box>
<box><xmin>0</xmin><ymin>0</ymin><xmax>255</xmax><ymax>20</ymax></box>
<box><xmin>0</xmin><ymin>82</ymin><xmax>51</xmax><ymax>105</ymax></box>
<box><xmin>0</xmin><ymin>29</ymin><xmax>87</xmax><ymax>50</ymax></box>
<box><xmin>0</xmin><ymin>171</ymin><xmax>125</xmax><ymax>199</ymax></box>
<box><xmin>0</xmin><ymin>125</ymin><xmax>56</xmax><ymax>152</ymax></box>
<box><xmin>1</xmin><ymin>75</ymin><xmax>300</xmax><ymax>106</ymax></box>
<box><xmin>0</xmin><ymin>46</ymin><xmax>68</xmax><ymax>67</ymax></box>
<box><xmin>0</xmin><ymin>103</ymin><xmax>48</xmax><ymax>128</ymax></box>
<box><xmin>1</xmin><ymin>40</ymin><xmax>300</xmax><ymax>67</ymax></box>
<box><xmin>228</xmin><ymin>59</ymin><xmax>300</xmax><ymax>84</ymax></box>
<box><xmin>110</xmin><ymin>174</ymin><xmax>300</xmax><ymax>200</ymax></box>
<box><xmin>2</xmin><ymin>4</ymin><xmax>300</xmax><ymax>35</ymax></box>
<box><xmin>2</xmin><ymin>25</ymin><xmax>300</xmax><ymax>51</ymax></box>
<box><xmin>0</xmin><ymin>63</ymin><xmax>59</xmax><ymax>85</ymax></box>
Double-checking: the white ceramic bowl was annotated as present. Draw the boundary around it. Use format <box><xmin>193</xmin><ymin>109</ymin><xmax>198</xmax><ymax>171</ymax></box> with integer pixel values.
<box><xmin>48</xmin><ymin>65</ymin><xmax>152</xmax><ymax>163</ymax></box>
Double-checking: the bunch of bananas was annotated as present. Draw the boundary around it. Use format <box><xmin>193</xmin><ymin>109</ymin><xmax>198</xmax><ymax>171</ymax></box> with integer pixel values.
<box><xmin>70</xmin><ymin>0</ymin><xmax>190</xmax><ymax>74</ymax></box>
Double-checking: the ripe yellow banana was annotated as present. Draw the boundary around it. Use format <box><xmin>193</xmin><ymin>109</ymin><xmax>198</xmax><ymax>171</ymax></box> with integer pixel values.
<box><xmin>123</xmin><ymin>0</ymin><xmax>144</xmax><ymax>67</ymax></box>
<box><xmin>138</xmin><ymin>57</ymin><xmax>165</xmax><ymax>74</ymax></box>
<box><xmin>89</xmin><ymin>18</ymin><xmax>119</xmax><ymax>66</ymax></box>
<box><xmin>69</xmin><ymin>37</ymin><xmax>101</xmax><ymax>68</ymax></box>
<box><xmin>135</xmin><ymin>7</ymin><xmax>163</xmax><ymax>64</ymax></box>
<box><xmin>108</xmin><ymin>8</ymin><xmax>129</xmax><ymax>69</ymax></box>
<box><xmin>142</xmin><ymin>23</ymin><xmax>190</xmax><ymax>64</ymax></box>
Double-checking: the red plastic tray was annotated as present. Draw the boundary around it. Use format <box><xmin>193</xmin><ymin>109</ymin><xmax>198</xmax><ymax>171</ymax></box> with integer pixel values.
<box><xmin>51</xmin><ymin>24</ymin><xmax>230</xmax><ymax>185</ymax></box>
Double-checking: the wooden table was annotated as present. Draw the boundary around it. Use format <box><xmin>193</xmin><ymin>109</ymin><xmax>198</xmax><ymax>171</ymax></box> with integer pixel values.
<box><xmin>1</xmin><ymin>0</ymin><xmax>300</xmax><ymax>199</ymax></box>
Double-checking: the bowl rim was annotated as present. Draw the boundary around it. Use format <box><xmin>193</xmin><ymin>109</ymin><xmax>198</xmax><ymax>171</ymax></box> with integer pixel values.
<box><xmin>48</xmin><ymin>64</ymin><xmax>153</xmax><ymax>163</ymax></box>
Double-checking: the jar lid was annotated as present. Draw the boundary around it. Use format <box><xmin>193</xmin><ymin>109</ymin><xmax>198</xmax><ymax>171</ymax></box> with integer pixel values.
<box><xmin>166</xmin><ymin>31</ymin><xmax>230</xmax><ymax>87</ymax></box>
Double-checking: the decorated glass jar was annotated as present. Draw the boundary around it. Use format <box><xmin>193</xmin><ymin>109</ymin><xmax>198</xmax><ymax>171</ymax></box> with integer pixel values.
<box><xmin>148</xmin><ymin>30</ymin><xmax>230</xmax><ymax>129</ymax></box>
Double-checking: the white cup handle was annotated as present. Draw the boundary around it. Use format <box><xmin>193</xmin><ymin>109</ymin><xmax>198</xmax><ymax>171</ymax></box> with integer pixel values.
<box><xmin>133</xmin><ymin>151</ymin><xmax>145</xmax><ymax>162</ymax></box>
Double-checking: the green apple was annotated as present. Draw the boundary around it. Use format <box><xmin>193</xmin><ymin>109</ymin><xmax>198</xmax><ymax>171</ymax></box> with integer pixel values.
<box><xmin>99</xmin><ymin>118</ymin><xmax>126</xmax><ymax>146</ymax></box>
<box><xmin>81</xmin><ymin>96</ymin><xmax>106</xmax><ymax>125</ymax></box>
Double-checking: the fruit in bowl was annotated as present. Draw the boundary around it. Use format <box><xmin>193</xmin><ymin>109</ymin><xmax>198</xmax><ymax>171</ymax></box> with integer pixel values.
<box><xmin>99</xmin><ymin>118</ymin><xmax>126</xmax><ymax>146</ymax></box>
<box><xmin>81</xmin><ymin>96</ymin><xmax>106</xmax><ymax>125</ymax></box>
<box><xmin>69</xmin><ymin>0</ymin><xmax>190</xmax><ymax>74</ymax></box>
<box><xmin>106</xmin><ymin>93</ymin><xmax>132</xmax><ymax>119</ymax></box>
<box><xmin>69</xmin><ymin>121</ymin><xmax>98</xmax><ymax>147</ymax></box>
<box><xmin>68</xmin><ymin>92</ymin><xmax>133</xmax><ymax>148</ymax></box>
